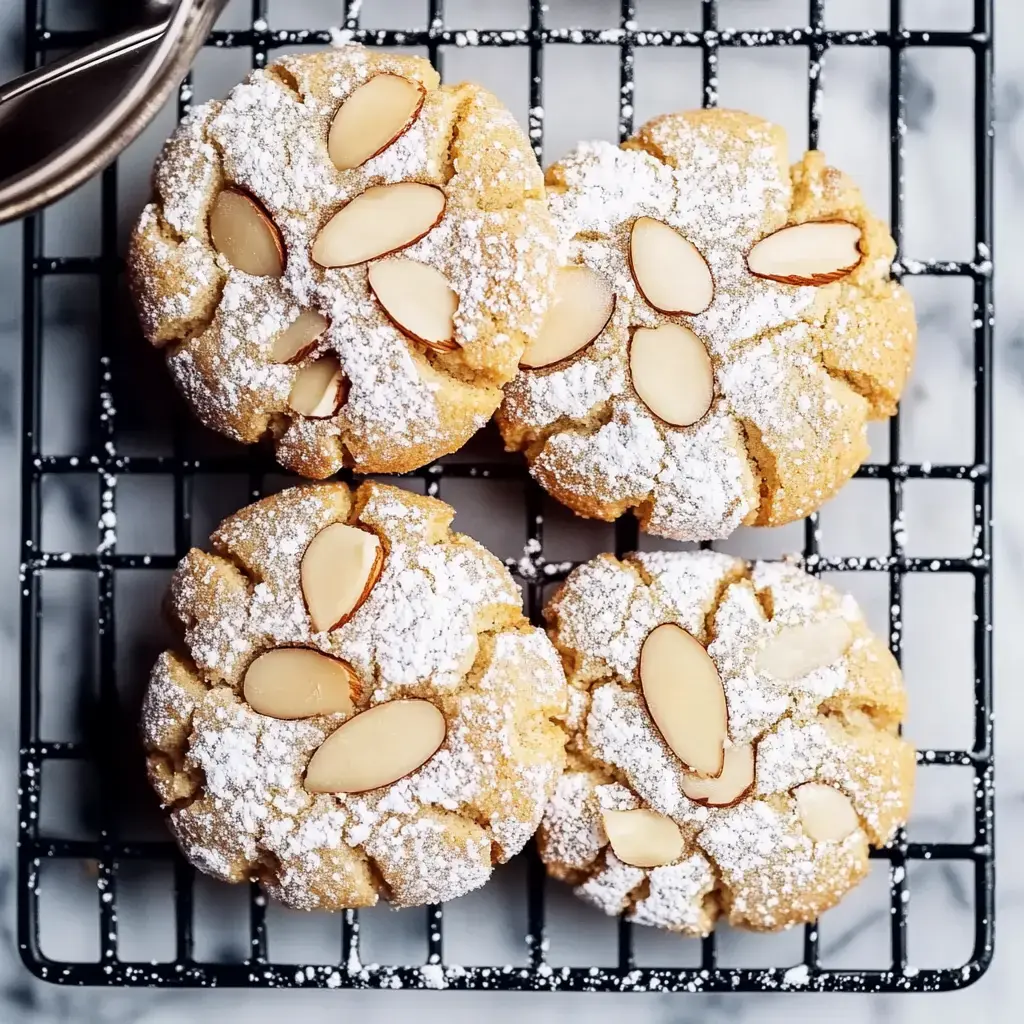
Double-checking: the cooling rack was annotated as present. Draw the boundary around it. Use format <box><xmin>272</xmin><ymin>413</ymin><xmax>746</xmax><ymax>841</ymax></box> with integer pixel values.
<box><xmin>17</xmin><ymin>0</ymin><xmax>994</xmax><ymax>993</ymax></box>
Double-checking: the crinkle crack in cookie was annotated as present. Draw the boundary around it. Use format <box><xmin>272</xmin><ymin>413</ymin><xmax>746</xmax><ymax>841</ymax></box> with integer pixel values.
<box><xmin>498</xmin><ymin>109</ymin><xmax>916</xmax><ymax>541</ymax></box>
<box><xmin>129</xmin><ymin>46</ymin><xmax>557</xmax><ymax>478</ymax></box>
<box><xmin>141</xmin><ymin>482</ymin><xmax>567</xmax><ymax>910</ymax></box>
<box><xmin>540</xmin><ymin>551</ymin><xmax>914</xmax><ymax>933</ymax></box>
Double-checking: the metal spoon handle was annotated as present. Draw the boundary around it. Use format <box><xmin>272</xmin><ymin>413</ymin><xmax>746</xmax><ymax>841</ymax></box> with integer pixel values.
<box><xmin>0</xmin><ymin>20</ymin><xmax>169</xmax><ymax>109</ymax></box>
<box><xmin>0</xmin><ymin>0</ymin><xmax>228</xmax><ymax>225</ymax></box>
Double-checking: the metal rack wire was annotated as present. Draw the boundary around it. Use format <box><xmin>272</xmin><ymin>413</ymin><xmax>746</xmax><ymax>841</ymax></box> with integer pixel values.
<box><xmin>17</xmin><ymin>0</ymin><xmax>994</xmax><ymax>993</ymax></box>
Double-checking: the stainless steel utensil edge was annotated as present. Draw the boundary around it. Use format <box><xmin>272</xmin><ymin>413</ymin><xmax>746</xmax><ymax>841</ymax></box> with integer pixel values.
<box><xmin>0</xmin><ymin>0</ymin><xmax>225</xmax><ymax>225</ymax></box>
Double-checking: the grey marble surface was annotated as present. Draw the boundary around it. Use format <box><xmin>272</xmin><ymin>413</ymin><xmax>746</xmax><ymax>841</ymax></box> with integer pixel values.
<box><xmin>0</xmin><ymin>0</ymin><xmax>1019</xmax><ymax>1019</ymax></box>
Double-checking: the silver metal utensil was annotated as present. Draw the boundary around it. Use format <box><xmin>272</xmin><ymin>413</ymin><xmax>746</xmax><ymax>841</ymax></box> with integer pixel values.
<box><xmin>0</xmin><ymin>0</ymin><xmax>227</xmax><ymax>224</ymax></box>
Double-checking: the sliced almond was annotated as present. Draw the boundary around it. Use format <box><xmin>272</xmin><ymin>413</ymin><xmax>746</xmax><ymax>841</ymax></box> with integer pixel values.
<box><xmin>682</xmin><ymin>743</ymin><xmax>754</xmax><ymax>807</ymax></box>
<box><xmin>301</xmin><ymin>523</ymin><xmax>383</xmax><ymax>632</ymax></box>
<box><xmin>271</xmin><ymin>310</ymin><xmax>330</xmax><ymax>364</ymax></box>
<box><xmin>328</xmin><ymin>74</ymin><xmax>426</xmax><ymax>171</ymax></box>
<box><xmin>208</xmin><ymin>188</ymin><xmax>284</xmax><ymax>277</ymax></box>
<box><xmin>304</xmin><ymin>699</ymin><xmax>446</xmax><ymax>794</ymax></box>
<box><xmin>755</xmin><ymin>618</ymin><xmax>853</xmax><ymax>681</ymax></box>
<box><xmin>243</xmin><ymin>648</ymin><xmax>356</xmax><ymax>720</ymax></box>
<box><xmin>640</xmin><ymin>623</ymin><xmax>727</xmax><ymax>778</ymax></box>
<box><xmin>602</xmin><ymin>808</ymin><xmax>684</xmax><ymax>868</ymax></box>
<box><xmin>794</xmin><ymin>782</ymin><xmax>860</xmax><ymax>842</ymax></box>
<box><xmin>747</xmin><ymin>220</ymin><xmax>863</xmax><ymax>286</ymax></box>
<box><xmin>520</xmin><ymin>265</ymin><xmax>615</xmax><ymax>369</ymax></box>
<box><xmin>289</xmin><ymin>356</ymin><xmax>345</xmax><ymax>418</ymax></box>
<box><xmin>368</xmin><ymin>257</ymin><xmax>459</xmax><ymax>352</ymax></box>
<box><xmin>311</xmin><ymin>183</ymin><xmax>446</xmax><ymax>269</ymax></box>
<box><xmin>629</xmin><ymin>323</ymin><xmax>714</xmax><ymax>427</ymax></box>
<box><xmin>629</xmin><ymin>217</ymin><xmax>714</xmax><ymax>316</ymax></box>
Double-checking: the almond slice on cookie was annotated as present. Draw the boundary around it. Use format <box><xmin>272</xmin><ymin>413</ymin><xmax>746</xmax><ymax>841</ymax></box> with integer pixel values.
<box><xmin>520</xmin><ymin>265</ymin><xmax>615</xmax><ymax>369</ymax></box>
<box><xmin>301</xmin><ymin>523</ymin><xmax>384</xmax><ymax>632</ymax></box>
<box><xmin>209</xmin><ymin>188</ymin><xmax>284</xmax><ymax>277</ymax></box>
<box><xmin>640</xmin><ymin>623</ymin><xmax>727</xmax><ymax>778</ymax></box>
<box><xmin>747</xmin><ymin>221</ymin><xmax>863</xmax><ymax>286</ymax></box>
<box><xmin>312</xmin><ymin>183</ymin><xmax>446</xmax><ymax>269</ymax></box>
<box><xmin>304</xmin><ymin>699</ymin><xmax>447</xmax><ymax>794</ymax></box>
<box><xmin>328</xmin><ymin>74</ymin><xmax>426</xmax><ymax>171</ymax></box>
<box><xmin>629</xmin><ymin>217</ymin><xmax>713</xmax><ymax>315</ymax></box>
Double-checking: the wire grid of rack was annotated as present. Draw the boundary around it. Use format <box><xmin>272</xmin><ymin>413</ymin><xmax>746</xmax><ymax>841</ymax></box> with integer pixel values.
<box><xmin>17</xmin><ymin>0</ymin><xmax>994</xmax><ymax>994</ymax></box>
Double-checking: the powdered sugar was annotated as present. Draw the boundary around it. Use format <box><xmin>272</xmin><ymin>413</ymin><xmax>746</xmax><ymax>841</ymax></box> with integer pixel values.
<box><xmin>501</xmin><ymin>346</ymin><xmax>624</xmax><ymax>431</ymax></box>
<box><xmin>547</xmin><ymin>554</ymin><xmax>653</xmax><ymax>682</ymax></box>
<box><xmin>143</xmin><ymin>482</ymin><xmax>568</xmax><ymax>910</ymax></box>
<box><xmin>633</xmin><ymin>548</ymin><xmax>740</xmax><ymax>619</ymax></box>
<box><xmin>500</xmin><ymin>111</ymin><xmax>913</xmax><ymax>541</ymax></box>
<box><xmin>756</xmin><ymin>716</ymin><xmax>913</xmax><ymax>844</ymax></box>
<box><xmin>644</xmin><ymin>413</ymin><xmax>755</xmax><ymax>540</ymax></box>
<box><xmin>696</xmin><ymin>798</ymin><xmax>866</xmax><ymax>931</ymax></box>
<box><xmin>130</xmin><ymin>210</ymin><xmax>221</xmax><ymax>345</ymax></box>
<box><xmin>586</xmin><ymin>683</ymin><xmax>703</xmax><ymax>823</ymax></box>
<box><xmin>333</xmin><ymin>541</ymin><xmax>519</xmax><ymax>694</ymax></box>
<box><xmin>130</xmin><ymin>47</ymin><xmax>556</xmax><ymax>478</ymax></box>
<box><xmin>629</xmin><ymin>855</ymin><xmax>716</xmax><ymax>932</ymax></box>
<box><xmin>576</xmin><ymin>852</ymin><xmax>645</xmax><ymax>917</ymax></box>
<box><xmin>169</xmin><ymin>551</ymin><xmax>253</xmax><ymax>685</ymax></box>
<box><xmin>540</xmin><ymin>772</ymin><xmax>605</xmax><ymax>872</ymax></box>
<box><xmin>534</xmin><ymin>402</ymin><xmax>665</xmax><ymax>509</ymax></box>
<box><xmin>153</xmin><ymin>104</ymin><xmax>222</xmax><ymax>238</ymax></box>
<box><xmin>168</xmin><ymin>274</ymin><xmax>297</xmax><ymax>443</ymax></box>
<box><xmin>539</xmin><ymin>551</ymin><xmax>913</xmax><ymax>934</ymax></box>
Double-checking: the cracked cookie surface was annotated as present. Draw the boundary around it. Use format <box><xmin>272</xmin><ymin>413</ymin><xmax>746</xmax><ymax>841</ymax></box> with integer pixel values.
<box><xmin>141</xmin><ymin>481</ymin><xmax>567</xmax><ymax>910</ymax></box>
<box><xmin>540</xmin><ymin>550</ymin><xmax>914</xmax><ymax>933</ymax></box>
<box><xmin>129</xmin><ymin>47</ymin><xmax>557</xmax><ymax>478</ymax></box>
<box><xmin>497</xmin><ymin>109</ymin><xmax>916</xmax><ymax>541</ymax></box>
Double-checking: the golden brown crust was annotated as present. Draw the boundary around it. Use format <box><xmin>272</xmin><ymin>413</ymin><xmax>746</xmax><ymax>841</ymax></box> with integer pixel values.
<box><xmin>129</xmin><ymin>48</ymin><xmax>557</xmax><ymax>478</ymax></box>
<box><xmin>499</xmin><ymin>109</ymin><xmax>916</xmax><ymax>540</ymax></box>
<box><xmin>141</xmin><ymin>481</ymin><xmax>567</xmax><ymax>910</ymax></box>
<box><xmin>538</xmin><ymin>551</ymin><xmax>914</xmax><ymax>934</ymax></box>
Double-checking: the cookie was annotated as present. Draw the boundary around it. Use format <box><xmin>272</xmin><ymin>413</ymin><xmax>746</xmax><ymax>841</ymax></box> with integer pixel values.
<box><xmin>129</xmin><ymin>46</ymin><xmax>556</xmax><ymax>478</ymax></box>
<box><xmin>539</xmin><ymin>551</ymin><xmax>914</xmax><ymax>933</ymax></box>
<box><xmin>141</xmin><ymin>481</ymin><xmax>567</xmax><ymax>910</ymax></box>
<box><xmin>498</xmin><ymin>109</ymin><xmax>916</xmax><ymax>541</ymax></box>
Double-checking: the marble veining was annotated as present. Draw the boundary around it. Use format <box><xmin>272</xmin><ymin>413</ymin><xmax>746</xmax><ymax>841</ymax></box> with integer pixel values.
<box><xmin>0</xmin><ymin>0</ymin><xmax>1017</xmax><ymax>1020</ymax></box>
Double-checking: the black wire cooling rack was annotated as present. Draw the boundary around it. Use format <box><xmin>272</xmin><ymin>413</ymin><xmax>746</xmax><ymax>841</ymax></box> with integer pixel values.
<box><xmin>17</xmin><ymin>0</ymin><xmax>994</xmax><ymax>994</ymax></box>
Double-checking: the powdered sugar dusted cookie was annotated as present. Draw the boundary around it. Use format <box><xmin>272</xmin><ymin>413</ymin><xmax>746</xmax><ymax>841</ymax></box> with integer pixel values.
<box><xmin>540</xmin><ymin>551</ymin><xmax>914</xmax><ymax>933</ymax></box>
<box><xmin>141</xmin><ymin>482</ymin><xmax>567</xmax><ymax>910</ymax></box>
<box><xmin>498</xmin><ymin>109</ymin><xmax>916</xmax><ymax>541</ymax></box>
<box><xmin>129</xmin><ymin>47</ymin><xmax>556</xmax><ymax>478</ymax></box>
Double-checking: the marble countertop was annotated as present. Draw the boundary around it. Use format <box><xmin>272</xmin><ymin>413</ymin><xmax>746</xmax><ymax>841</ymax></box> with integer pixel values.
<box><xmin>0</xmin><ymin>0</ymin><xmax>1019</xmax><ymax>1020</ymax></box>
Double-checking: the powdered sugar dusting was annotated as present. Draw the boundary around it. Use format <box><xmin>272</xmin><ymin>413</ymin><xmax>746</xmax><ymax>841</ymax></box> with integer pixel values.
<box><xmin>546</xmin><ymin>555</ymin><xmax>639</xmax><ymax>677</ymax></box>
<box><xmin>539</xmin><ymin>772</ymin><xmax>606</xmax><ymax>872</ymax></box>
<box><xmin>697</xmin><ymin>798</ymin><xmax>866</xmax><ymax>931</ymax></box>
<box><xmin>500</xmin><ymin>110</ymin><xmax>913</xmax><ymax>541</ymax></box>
<box><xmin>756</xmin><ymin>716</ymin><xmax>912</xmax><ymax>844</ymax></box>
<box><xmin>154</xmin><ymin>104</ymin><xmax>222</xmax><ymax>238</ymax></box>
<box><xmin>507</xmin><ymin>351</ymin><xmax>624</xmax><ymax>431</ymax></box>
<box><xmin>131</xmin><ymin>47</ymin><xmax>556</xmax><ymax>478</ymax></box>
<box><xmin>629</xmin><ymin>855</ymin><xmax>716</xmax><ymax>932</ymax></box>
<box><xmin>539</xmin><ymin>551</ymin><xmax>913</xmax><ymax>934</ymax></box>
<box><xmin>588</xmin><ymin>684</ymin><xmax>701</xmax><ymax>822</ymax></box>
<box><xmin>576</xmin><ymin>852</ymin><xmax>645</xmax><ymax>917</ymax></box>
<box><xmin>143</xmin><ymin>482</ymin><xmax>567</xmax><ymax>910</ymax></box>
<box><xmin>534</xmin><ymin>402</ymin><xmax>664</xmax><ymax>510</ymax></box>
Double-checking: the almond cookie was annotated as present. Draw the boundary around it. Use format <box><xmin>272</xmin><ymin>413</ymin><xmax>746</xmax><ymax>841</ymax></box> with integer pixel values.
<box><xmin>540</xmin><ymin>551</ymin><xmax>914</xmax><ymax>933</ymax></box>
<box><xmin>498</xmin><ymin>109</ymin><xmax>916</xmax><ymax>541</ymax></box>
<box><xmin>129</xmin><ymin>47</ymin><xmax>556</xmax><ymax>477</ymax></box>
<box><xmin>141</xmin><ymin>482</ymin><xmax>567</xmax><ymax>910</ymax></box>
